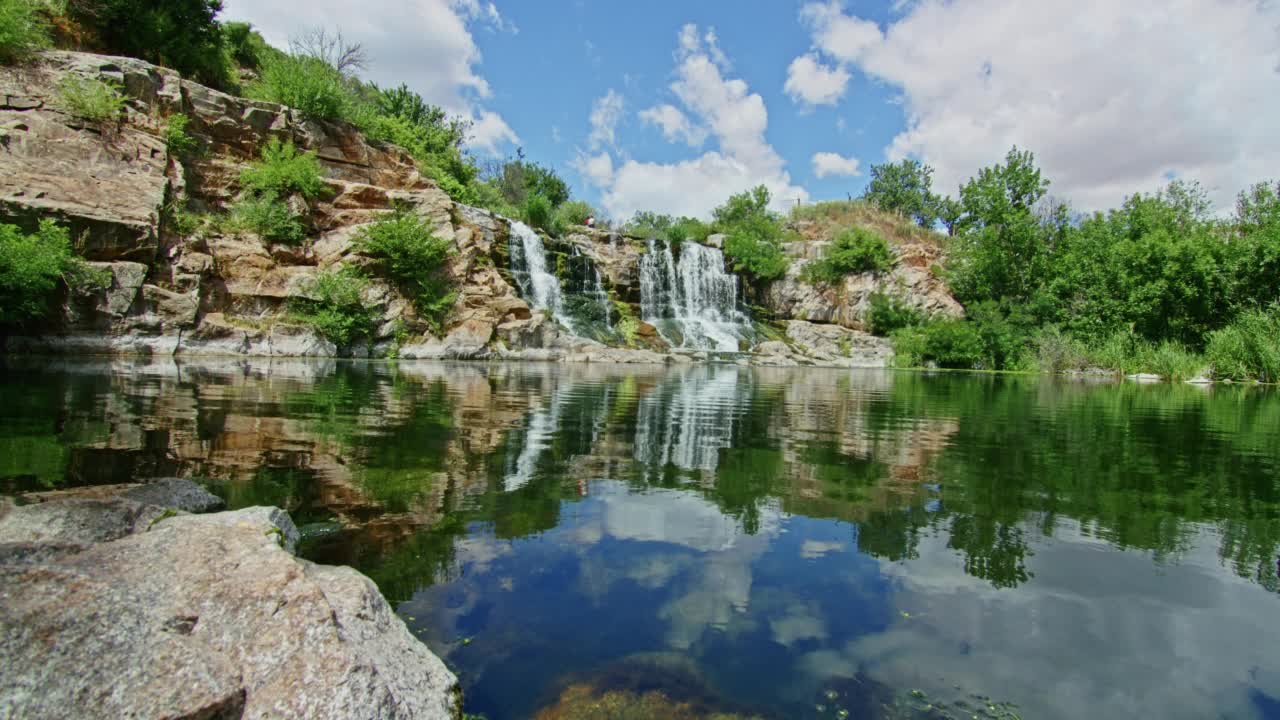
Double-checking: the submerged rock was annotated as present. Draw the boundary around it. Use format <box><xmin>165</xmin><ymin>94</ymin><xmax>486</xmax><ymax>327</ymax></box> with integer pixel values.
<box><xmin>0</xmin><ymin>502</ymin><xmax>461</xmax><ymax>719</ymax></box>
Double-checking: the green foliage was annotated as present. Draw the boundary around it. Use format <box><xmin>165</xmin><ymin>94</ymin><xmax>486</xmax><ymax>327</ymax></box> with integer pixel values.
<box><xmin>554</xmin><ymin>200</ymin><xmax>595</xmax><ymax>230</ymax></box>
<box><xmin>1206</xmin><ymin>307</ymin><xmax>1280</xmax><ymax>382</ymax></box>
<box><xmin>1232</xmin><ymin>181</ymin><xmax>1280</xmax><ymax>311</ymax></box>
<box><xmin>864</xmin><ymin>158</ymin><xmax>938</xmax><ymax>227</ymax></box>
<box><xmin>891</xmin><ymin>319</ymin><xmax>987</xmax><ymax>369</ymax></box>
<box><xmin>58</xmin><ymin>76</ymin><xmax>124</xmax><ymax>121</ymax></box>
<box><xmin>163</xmin><ymin>113</ymin><xmax>200</xmax><ymax>156</ymax></box>
<box><xmin>804</xmin><ymin>227</ymin><xmax>893</xmax><ymax>284</ymax></box>
<box><xmin>354</xmin><ymin>84</ymin><xmax>478</xmax><ymax>202</ymax></box>
<box><xmin>1032</xmin><ymin>326</ymin><xmax>1090</xmax><ymax>374</ymax></box>
<box><xmin>250</xmin><ymin>53</ymin><xmax>351</xmax><ymax>120</ymax></box>
<box><xmin>715</xmin><ymin>186</ymin><xmax>788</xmax><ymax>282</ymax></box>
<box><xmin>228</xmin><ymin>193</ymin><xmax>303</xmax><ymax>244</ymax></box>
<box><xmin>0</xmin><ymin>220</ymin><xmax>107</xmax><ymax>327</ymax></box>
<box><xmin>523</xmin><ymin>193</ymin><xmax>556</xmax><ymax>234</ymax></box>
<box><xmin>625</xmin><ymin>212</ymin><xmax>710</xmax><ymax>244</ymax></box>
<box><xmin>240</xmin><ymin>138</ymin><xmax>327</xmax><ymax>199</ymax></box>
<box><xmin>0</xmin><ymin>0</ymin><xmax>51</xmax><ymax>64</ymax></box>
<box><xmin>221</xmin><ymin>21</ymin><xmax>280</xmax><ymax>71</ymax></box>
<box><xmin>477</xmin><ymin>155</ymin><xmax>571</xmax><ymax>213</ymax></box>
<box><xmin>355</xmin><ymin>208</ymin><xmax>456</xmax><ymax>330</ymax></box>
<box><xmin>868</xmin><ymin>292</ymin><xmax>922</xmax><ymax>336</ymax></box>
<box><xmin>1050</xmin><ymin>181</ymin><xmax>1232</xmax><ymax>347</ymax></box>
<box><xmin>290</xmin><ymin>266</ymin><xmax>374</xmax><ymax>347</ymax></box>
<box><xmin>66</xmin><ymin>0</ymin><xmax>231</xmax><ymax>88</ymax></box>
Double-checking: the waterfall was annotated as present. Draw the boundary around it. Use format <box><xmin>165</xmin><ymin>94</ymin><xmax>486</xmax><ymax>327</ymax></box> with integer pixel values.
<box><xmin>508</xmin><ymin>221</ymin><xmax>572</xmax><ymax>330</ymax></box>
<box><xmin>639</xmin><ymin>239</ymin><xmax>751</xmax><ymax>352</ymax></box>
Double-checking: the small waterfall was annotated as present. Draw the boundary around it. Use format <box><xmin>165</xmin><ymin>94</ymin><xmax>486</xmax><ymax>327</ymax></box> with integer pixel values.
<box><xmin>639</xmin><ymin>239</ymin><xmax>751</xmax><ymax>351</ymax></box>
<box><xmin>509</xmin><ymin>221</ymin><xmax>572</xmax><ymax>330</ymax></box>
<box><xmin>570</xmin><ymin>245</ymin><xmax>611</xmax><ymax>327</ymax></box>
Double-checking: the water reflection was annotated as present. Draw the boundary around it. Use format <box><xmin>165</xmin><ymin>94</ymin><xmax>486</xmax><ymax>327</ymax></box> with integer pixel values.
<box><xmin>1</xmin><ymin>357</ymin><xmax>1278</xmax><ymax>719</ymax></box>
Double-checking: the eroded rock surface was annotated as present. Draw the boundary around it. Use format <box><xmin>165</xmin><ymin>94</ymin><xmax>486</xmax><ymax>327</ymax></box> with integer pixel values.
<box><xmin>0</xmin><ymin>501</ymin><xmax>461</xmax><ymax>720</ymax></box>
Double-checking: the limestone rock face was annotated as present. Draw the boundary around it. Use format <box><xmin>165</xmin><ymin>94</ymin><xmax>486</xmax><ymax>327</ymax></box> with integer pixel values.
<box><xmin>0</xmin><ymin>51</ymin><xmax>963</xmax><ymax>364</ymax></box>
<box><xmin>0</xmin><ymin>506</ymin><xmax>462</xmax><ymax>720</ymax></box>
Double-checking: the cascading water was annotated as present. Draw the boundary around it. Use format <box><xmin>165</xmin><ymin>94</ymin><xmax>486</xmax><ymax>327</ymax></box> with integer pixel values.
<box><xmin>639</xmin><ymin>239</ymin><xmax>752</xmax><ymax>351</ymax></box>
<box><xmin>508</xmin><ymin>221</ymin><xmax>572</xmax><ymax>330</ymax></box>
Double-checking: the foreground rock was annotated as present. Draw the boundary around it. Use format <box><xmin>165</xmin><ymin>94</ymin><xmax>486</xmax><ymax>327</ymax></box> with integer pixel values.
<box><xmin>0</xmin><ymin>489</ymin><xmax>461</xmax><ymax>719</ymax></box>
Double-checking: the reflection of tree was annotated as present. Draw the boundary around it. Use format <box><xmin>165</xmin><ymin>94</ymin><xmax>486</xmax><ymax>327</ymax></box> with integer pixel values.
<box><xmin>946</xmin><ymin>516</ymin><xmax>1032</xmax><ymax>589</ymax></box>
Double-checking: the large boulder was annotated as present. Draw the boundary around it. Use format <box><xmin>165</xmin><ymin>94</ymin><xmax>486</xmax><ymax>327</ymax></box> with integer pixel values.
<box><xmin>0</xmin><ymin>507</ymin><xmax>461</xmax><ymax>719</ymax></box>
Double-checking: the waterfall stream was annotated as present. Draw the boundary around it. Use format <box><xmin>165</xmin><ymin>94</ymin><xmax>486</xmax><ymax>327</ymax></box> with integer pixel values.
<box><xmin>508</xmin><ymin>221</ymin><xmax>572</xmax><ymax>331</ymax></box>
<box><xmin>639</xmin><ymin>239</ymin><xmax>752</xmax><ymax>351</ymax></box>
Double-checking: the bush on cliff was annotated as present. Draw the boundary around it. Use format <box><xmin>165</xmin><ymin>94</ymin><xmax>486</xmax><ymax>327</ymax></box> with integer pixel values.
<box><xmin>58</xmin><ymin>76</ymin><xmax>124</xmax><ymax>121</ymax></box>
<box><xmin>250</xmin><ymin>52</ymin><xmax>351</xmax><ymax>121</ymax></box>
<box><xmin>0</xmin><ymin>220</ymin><xmax>108</xmax><ymax>328</ymax></box>
<box><xmin>355</xmin><ymin>208</ymin><xmax>456</xmax><ymax>332</ymax></box>
<box><xmin>803</xmin><ymin>227</ymin><xmax>893</xmax><ymax>284</ymax></box>
<box><xmin>228</xmin><ymin>194</ymin><xmax>304</xmax><ymax>244</ymax></box>
<box><xmin>290</xmin><ymin>266</ymin><xmax>375</xmax><ymax>347</ymax></box>
<box><xmin>0</xmin><ymin>0</ymin><xmax>51</xmax><ymax>64</ymax></box>
<box><xmin>240</xmin><ymin>138</ymin><xmax>328</xmax><ymax>199</ymax></box>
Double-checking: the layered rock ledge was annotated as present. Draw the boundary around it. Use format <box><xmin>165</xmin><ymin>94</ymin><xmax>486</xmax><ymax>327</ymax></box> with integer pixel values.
<box><xmin>0</xmin><ymin>480</ymin><xmax>461</xmax><ymax>719</ymax></box>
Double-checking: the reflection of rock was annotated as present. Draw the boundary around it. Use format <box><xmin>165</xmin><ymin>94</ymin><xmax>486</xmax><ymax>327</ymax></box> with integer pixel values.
<box><xmin>0</xmin><ymin>506</ymin><xmax>461</xmax><ymax>719</ymax></box>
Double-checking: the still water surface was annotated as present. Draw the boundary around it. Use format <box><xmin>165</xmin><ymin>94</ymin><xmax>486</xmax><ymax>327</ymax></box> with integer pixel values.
<box><xmin>2</xmin><ymin>358</ymin><xmax>1278</xmax><ymax>719</ymax></box>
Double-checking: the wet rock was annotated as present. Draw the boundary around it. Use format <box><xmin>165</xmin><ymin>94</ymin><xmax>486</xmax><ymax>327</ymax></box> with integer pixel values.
<box><xmin>122</xmin><ymin>478</ymin><xmax>225</xmax><ymax>514</ymax></box>
<box><xmin>0</xmin><ymin>507</ymin><xmax>461</xmax><ymax>720</ymax></box>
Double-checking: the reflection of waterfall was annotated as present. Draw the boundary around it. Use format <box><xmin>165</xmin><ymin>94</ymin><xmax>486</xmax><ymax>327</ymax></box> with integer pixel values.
<box><xmin>503</xmin><ymin>380</ymin><xmax>613</xmax><ymax>492</ymax></box>
<box><xmin>509</xmin><ymin>221</ymin><xmax>571</xmax><ymax>330</ymax></box>
<box><xmin>634</xmin><ymin>366</ymin><xmax>746</xmax><ymax>473</ymax></box>
<box><xmin>639</xmin><ymin>239</ymin><xmax>751</xmax><ymax>351</ymax></box>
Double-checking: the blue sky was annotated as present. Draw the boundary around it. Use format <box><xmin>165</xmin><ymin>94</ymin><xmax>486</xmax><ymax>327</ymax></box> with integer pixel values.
<box><xmin>222</xmin><ymin>0</ymin><xmax>1280</xmax><ymax>220</ymax></box>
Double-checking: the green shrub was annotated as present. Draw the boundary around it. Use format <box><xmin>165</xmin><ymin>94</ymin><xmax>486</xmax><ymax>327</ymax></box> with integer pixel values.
<box><xmin>290</xmin><ymin>266</ymin><xmax>374</xmax><ymax>347</ymax></box>
<box><xmin>250</xmin><ymin>54</ymin><xmax>352</xmax><ymax>121</ymax></box>
<box><xmin>164</xmin><ymin>113</ymin><xmax>200</xmax><ymax>156</ymax></box>
<box><xmin>1033</xmin><ymin>326</ymin><xmax>1090</xmax><ymax>374</ymax></box>
<box><xmin>1206</xmin><ymin>307</ymin><xmax>1280</xmax><ymax>382</ymax></box>
<box><xmin>868</xmin><ymin>292</ymin><xmax>922</xmax><ymax>336</ymax></box>
<box><xmin>1141</xmin><ymin>341</ymin><xmax>1204</xmax><ymax>382</ymax></box>
<box><xmin>66</xmin><ymin>0</ymin><xmax>232</xmax><ymax>88</ymax></box>
<box><xmin>524</xmin><ymin>193</ymin><xmax>556</xmax><ymax>234</ymax></box>
<box><xmin>555</xmin><ymin>200</ymin><xmax>595</xmax><ymax>230</ymax></box>
<box><xmin>890</xmin><ymin>319</ymin><xmax>986</xmax><ymax>369</ymax></box>
<box><xmin>228</xmin><ymin>194</ymin><xmax>304</xmax><ymax>244</ymax></box>
<box><xmin>240</xmin><ymin>138</ymin><xmax>327</xmax><ymax>200</ymax></box>
<box><xmin>0</xmin><ymin>0</ymin><xmax>51</xmax><ymax>64</ymax></box>
<box><xmin>59</xmin><ymin>77</ymin><xmax>124</xmax><ymax>121</ymax></box>
<box><xmin>221</xmin><ymin>21</ymin><xmax>280</xmax><ymax>71</ymax></box>
<box><xmin>805</xmin><ymin>227</ymin><xmax>893</xmax><ymax>284</ymax></box>
<box><xmin>355</xmin><ymin>208</ymin><xmax>456</xmax><ymax>331</ymax></box>
<box><xmin>667</xmin><ymin>216</ymin><xmax>711</xmax><ymax>244</ymax></box>
<box><xmin>0</xmin><ymin>220</ymin><xmax>108</xmax><ymax>327</ymax></box>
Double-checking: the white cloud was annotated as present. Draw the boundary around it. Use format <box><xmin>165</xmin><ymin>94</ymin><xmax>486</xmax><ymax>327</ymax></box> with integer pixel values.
<box><xmin>784</xmin><ymin>54</ymin><xmax>851</xmax><ymax>107</ymax></box>
<box><xmin>638</xmin><ymin>104</ymin><xmax>708</xmax><ymax>147</ymax></box>
<box><xmin>793</xmin><ymin>0</ymin><xmax>1280</xmax><ymax>210</ymax></box>
<box><xmin>574</xmin><ymin>151</ymin><xmax>615</xmax><ymax>187</ymax></box>
<box><xmin>587</xmin><ymin>89</ymin><xmax>624</xmax><ymax>151</ymax></box>
<box><xmin>220</xmin><ymin>0</ymin><xmax>518</xmax><ymax>155</ymax></box>
<box><xmin>587</xmin><ymin>25</ymin><xmax>808</xmax><ymax>219</ymax></box>
<box><xmin>811</xmin><ymin>152</ymin><xmax>861</xmax><ymax>178</ymax></box>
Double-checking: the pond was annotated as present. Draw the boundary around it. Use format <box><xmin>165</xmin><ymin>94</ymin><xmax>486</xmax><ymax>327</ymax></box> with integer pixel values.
<box><xmin>2</xmin><ymin>358</ymin><xmax>1278</xmax><ymax>719</ymax></box>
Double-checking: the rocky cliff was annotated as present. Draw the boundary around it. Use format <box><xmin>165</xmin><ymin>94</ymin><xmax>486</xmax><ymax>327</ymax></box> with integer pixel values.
<box><xmin>0</xmin><ymin>51</ymin><xmax>961</xmax><ymax>367</ymax></box>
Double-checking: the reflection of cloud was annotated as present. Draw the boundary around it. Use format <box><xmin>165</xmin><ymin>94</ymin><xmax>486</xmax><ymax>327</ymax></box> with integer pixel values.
<box><xmin>771</xmin><ymin>605</ymin><xmax>828</xmax><ymax>646</ymax></box>
<box><xmin>801</xmin><ymin>540</ymin><xmax>844</xmax><ymax>559</ymax></box>
<box><xmin>598</xmin><ymin>483</ymin><xmax>745</xmax><ymax>552</ymax></box>
<box><xmin>813</xmin><ymin>521</ymin><xmax>1280</xmax><ymax>720</ymax></box>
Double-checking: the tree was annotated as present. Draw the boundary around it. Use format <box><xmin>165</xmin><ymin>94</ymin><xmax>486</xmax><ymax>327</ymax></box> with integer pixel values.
<box><xmin>935</xmin><ymin>195</ymin><xmax>962</xmax><ymax>236</ymax></box>
<box><xmin>948</xmin><ymin>147</ymin><xmax>1054</xmax><ymax>304</ymax></box>
<box><xmin>714</xmin><ymin>186</ymin><xmax>789</xmax><ymax>282</ymax></box>
<box><xmin>67</xmin><ymin>0</ymin><xmax>230</xmax><ymax>87</ymax></box>
<box><xmin>864</xmin><ymin>159</ymin><xmax>938</xmax><ymax>228</ymax></box>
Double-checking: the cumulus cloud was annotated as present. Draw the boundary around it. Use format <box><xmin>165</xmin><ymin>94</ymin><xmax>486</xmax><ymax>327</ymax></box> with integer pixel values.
<box><xmin>784</xmin><ymin>54</ymin><xmax>851</xmax><ymax>107</ymax></box>
<box><xmin>811</xmin><ymin>151</ymin><xmax>861</xmax><ymax>178</ymax></box>
<box><xmin>220</xmin><ymin>0</ymin><xmax>518</xmax><ymax>155</ymax></box>
<box><xmin>792</xmin><ymin>0</ymin><xmax>1280</xmax><ymax>209</ymax></box>
<box><xmin>586</xmin><ymin>25</ymin><xmax>809</xmax><ymax>219</ymax></box>
<box><xmin>638</xmin><ymin>104</ymin><xmax>708</xmax><ymax>147</ymax></box>
<box><xmin>587</xmin><ymin>89</ymin><xmax>624</xmax><ymax>151</ymax></box>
